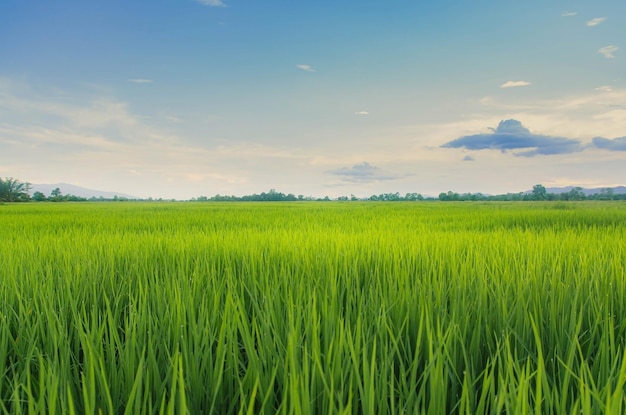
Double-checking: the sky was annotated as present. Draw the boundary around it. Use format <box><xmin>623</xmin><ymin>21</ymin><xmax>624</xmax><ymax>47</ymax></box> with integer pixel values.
<box><xmin>1</xmin><ymin>0</ymin><xmax>625</xmax><ymax>199</ymax></box>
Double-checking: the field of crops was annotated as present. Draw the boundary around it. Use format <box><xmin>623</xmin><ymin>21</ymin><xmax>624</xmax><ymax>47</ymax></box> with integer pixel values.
<box><xmin>1</xmin><ymin>201</ymin><xmax>625</xmax><ymax>414</ymax></box>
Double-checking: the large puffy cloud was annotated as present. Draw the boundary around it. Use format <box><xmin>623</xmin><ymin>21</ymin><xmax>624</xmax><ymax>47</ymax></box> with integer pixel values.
<box><xmin>441</xmin><ymin>119</ymin><xmax>583</xmax><ymax>157</ymax></box>
<box><xmin>592</xmin><ymin>136</ymin><xmax>626</xmax><ymax>151</ymax></box>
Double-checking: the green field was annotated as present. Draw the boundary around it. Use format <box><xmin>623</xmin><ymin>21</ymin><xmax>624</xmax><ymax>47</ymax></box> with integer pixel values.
<box><xmin>1</xmin><ymin>202</ymin><xmax>625</xmax><ymax>414</ymax></box>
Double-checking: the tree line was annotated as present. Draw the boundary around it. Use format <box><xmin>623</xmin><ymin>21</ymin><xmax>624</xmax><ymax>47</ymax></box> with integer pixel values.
<box><xmin>0</xmin><ymin>178</ymin><xmax>131</xmax><ymax>203</ymax></box>
<box><xmin>195</xmin><ymin>185</ymin><xmax>626</xmax><ymax>202</ymax></box>
<box><xmin>2</xmin><ymin>177</ymin><xmax>625</xmax><ymax>203</ymax></box>
<box><xmin>435</xmin><ymin>185</ymin><xmax>625</xmax><ymax>201</ymax></box>
<box><xmin>30</xmin><ymin>187</ymin><xmax>89</xmax><ymax>202</ymax></box>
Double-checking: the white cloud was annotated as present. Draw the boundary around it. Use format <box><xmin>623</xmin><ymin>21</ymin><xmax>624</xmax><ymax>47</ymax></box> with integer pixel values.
<box><xmin>0</xmin><ymin>91</ymin><xmax>139</xmax><ymax>130</ymax></box>
<box><xmin>354</xmin><ymin>111</ymin><xmax>369</xmax><ymax>115</ymax></box>
<box><xmin>561</xmin><ymin>11</ymin><xmax>577</xmax><ymax>17</ymax></box>
<box><xmin>598</xmin><ymin>45</ymin><xmax>619</xmax><ymax>59</ymax></box>
<box><xmin>0</xmin><ymin>124</ymin><xmax>130</xmax><ymax>152</ymax></box>
<box><xmin>595</xmin><ymin>86</ymin><xmax>613</xmax><ymax>92</ymax></box>
<box><xmin>4</xmin><ymin>74</ymin><xmax>626</xmax><ymax>200</ymax></box>
<box><xmin>296</xmin><ymin>64</ymin><xmax>316</xmax><ymax>72</ymax></box>
<box><xmin>196</xmin><ymin>0</ymin><xmax>225</xmax><ymax>6</ymax></box>
<box><xmin>128</xmin><ymin>79</ymin><xmax>153</xmax><ymax>84</ymax></box>
<box><xmin>500</xmin><ymin>81</ymin><xmax>531</xmax><ymax>89</ymax></box>
<box><xmin>465</xmin><ymin>87</ymin><xmax>626</xmax><ymax>140</ymax></box>
<box><xmin>0</xmin><ymin>81</ymin><xmax>184</xmax><ymax>152</ymax></box>
<box><xmin>587</xmin><ymin>17</ymin><xmax>606</xmax><ymax>27</ymax></box>
<box><xmin>0</xmin><ymin>87</ymin><xmax>249</xmax><ymax>197</ymax></box>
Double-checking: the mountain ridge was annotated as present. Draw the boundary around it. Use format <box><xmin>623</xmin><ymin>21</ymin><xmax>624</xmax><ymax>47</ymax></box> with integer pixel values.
<box><xmin>30</xmin><ymin>183</ymin><xmax>138</xmax><ymax>199</ymax></box>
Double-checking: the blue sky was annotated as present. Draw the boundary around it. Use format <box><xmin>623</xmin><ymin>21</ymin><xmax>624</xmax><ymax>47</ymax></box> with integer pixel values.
<box><xmin>1</xmin><ymin>0</ymin><xmax>625</xmax><ymax>199</ymax></box>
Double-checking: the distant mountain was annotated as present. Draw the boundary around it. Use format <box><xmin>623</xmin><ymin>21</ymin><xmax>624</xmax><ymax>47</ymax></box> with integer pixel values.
<box><xmin>544</xmin><ymin>186</ymin><xmax>626</xmax><ymax>196</ymax></box>
<box><xmin>30</xmin><ymin>183</ymin><xmax>138</xmax><ymax>199</ymax></box>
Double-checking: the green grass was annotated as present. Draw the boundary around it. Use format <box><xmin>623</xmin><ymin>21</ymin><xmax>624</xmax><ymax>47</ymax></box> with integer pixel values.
<box><xmin>1</xmin><ymin>201</ymin><xmax>625</xmax><ymax>414</ymax></box>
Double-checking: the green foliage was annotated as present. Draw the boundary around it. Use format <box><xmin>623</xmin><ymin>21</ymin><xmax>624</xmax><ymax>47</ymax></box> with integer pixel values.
<box><xmin>0</xmin><ymin>202</ymin><xmax>625</xmax><ymax>413</ymax></box>
<box><xmin>195</xmin><ymin>189</ymin><xmax>298</xmax><ymax>202</ymax></box>
<box><xmin>31</xmin><ymin>191</ymin><xmax>47</xmax><ymax>202</ymax></box>
<box><xmin>29</xmin><ymin>188</ymin><xmax>88</xmax><ymax>202</ymax></box>
<box><xmin>0</xmin><ymin>177</ymin><xmax>31</xmax><ymax>202</ymax></box>
<box><xmin>532</xmin><ymin>184</ymin><xmax>547</xmax><ymax>200</ymax></box>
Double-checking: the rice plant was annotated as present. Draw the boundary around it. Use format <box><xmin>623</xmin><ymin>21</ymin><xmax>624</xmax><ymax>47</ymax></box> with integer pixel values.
<box><xmin>0</xmin><ymin>201</ymin><xmax>624</xmax><ymax>414</ymax></box>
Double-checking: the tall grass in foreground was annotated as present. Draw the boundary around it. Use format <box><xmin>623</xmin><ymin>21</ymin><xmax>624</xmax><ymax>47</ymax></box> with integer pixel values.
<box><xmin>0</xmin><ymin>202</ymin><xmax>625</xmax><ymax>414</ymax></box>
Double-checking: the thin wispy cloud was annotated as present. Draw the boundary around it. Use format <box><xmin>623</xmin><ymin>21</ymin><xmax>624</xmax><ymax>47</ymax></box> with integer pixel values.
<box><xmin>1</xmin><ymin>90</ymin><xmax>138</xmax><ymax>130</ymax></box>
<box><xmin>587</xmin><ymin>17</ymin><xmax>606</xmax><ymax>27</ymax></box>
<box><xmin>296</xmin><ymin>64</ymin><xmax>316</xmax><ymax>72</ymax></box>
<box><xmin>598</xmin><ymin>45</ymin><xmax>619</xmax><ymax>59</ymax></box>
<box><xmin>441</xmin><ymin>119</ymin><xmax>583</xmax><ymax>157</ymax></box>
<box><xmin>0</xmin><ymin>82</ymin><xmax>181</xmax><ymax>149</ymax></box>
<box><xmin>561</xmin><ymin>11</ymin><xmax>577</xmax><ymax>17</ymax></box>
<box><xmin>500</xmin><ymin>81</ymin><xmax>531</xmax><ymax>89</ymax></box>
<box><xmin>354</xmin><ymin>111</ymin><xmax>369</xmax><ymax>116</ymax></box>
<box><xmin>195</xmin><ymin>0</ymin><xmax>225</xmax><ymax>6</ymax></box>
<box><xmin>0</xmin><ymin>82</ymin><xmax>249</xmax><ymax>197</ymax></box>
<box><xmin>164</xmin><ymin>115</ymin><xmax>183</xmax><ymax>123</ymax></box>
<box><xmin>595</xmin><ymin>86</ymin><xmax>613</xmax><ymax>92</ymax></box>
<box><xmin>128</xmin><ymin>79</ymin><xmax>153</xmax><ymax>84</ymax></box>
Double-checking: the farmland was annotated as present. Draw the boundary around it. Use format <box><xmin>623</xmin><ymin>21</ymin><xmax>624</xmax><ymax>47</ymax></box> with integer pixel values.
<box><xmin>1</xmin><ymin>202</ymin><xmax>625</xmax><ymax>414</ymax></box>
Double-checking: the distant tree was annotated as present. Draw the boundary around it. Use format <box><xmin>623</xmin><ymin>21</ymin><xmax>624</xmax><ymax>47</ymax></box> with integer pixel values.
<box><xmin>405</xmin><ymin>192</ymin><xmax>424</xmax><ymax>201</ymax></box>
<box><xmin>503</xmin><ymin>192</ymin><xmax>524</xmax><ymax>201</ymax></box>
<box><xmin>65</xmin><ymin>194</ymin><xmax>87</xmax><ymax>202</ymax></box>
<box><xmin>32</xmin><ymin>191</ymin><xmax>47</xmax><ymax>202</ymax></box>
<box><xmin>0</xmin><ymin>177</ymin><xmax>31</xmax><ymax>202</ymax></box>
<box><xmin>531</xmin><ymin>184</ymin><xmax>547</xmax><ymax>201</ymax></box>
<box><xmin>50</xmin><ymin>187</ymin><xmax>63</xmax><ymax>202</ymax></box>
<box><xmin>439</xmin><ymin>191</ymin><xmax>460</xmax><ymax>201</ymax></box>
<box><xmin>597</xmin><ymin>188</ymin><xmax>615</xmax><ymax>200</ymax></box>
<box><xmin>566</xmin><ymin>187</ymin><xmax>585</xmax><ymax>201</ymax></box>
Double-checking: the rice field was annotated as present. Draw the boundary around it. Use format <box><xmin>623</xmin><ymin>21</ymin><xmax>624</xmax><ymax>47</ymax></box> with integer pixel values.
<box><xmin>1</xmin><ymin>201</ymin><xmax>625</xmax><ymax>414</ymax></box>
